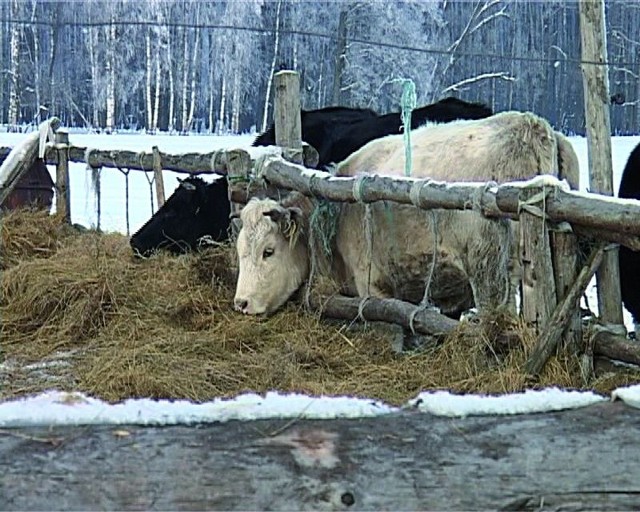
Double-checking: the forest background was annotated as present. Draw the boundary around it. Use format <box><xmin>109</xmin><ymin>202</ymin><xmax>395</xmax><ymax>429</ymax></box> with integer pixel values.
<box><xmin>0</xmin><ymin>0</ymin><xmax>638</xmax><ymax>135</ymax></box>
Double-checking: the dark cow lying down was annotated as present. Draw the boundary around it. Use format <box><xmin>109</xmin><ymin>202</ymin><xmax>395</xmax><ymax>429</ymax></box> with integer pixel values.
<box><xmin>253</xmin><ymin>97</ymin><xmax>492</xmax><ymax>168</ymax></box>
<box><xmin>618</xmin><ymin>141</ymin><xmax>640</xmax><ymax>337</ymax></box>
<box><xmin>130</xmin><ymin>176</ymin><xmax>230</xmax><ymax>256</ymax></box>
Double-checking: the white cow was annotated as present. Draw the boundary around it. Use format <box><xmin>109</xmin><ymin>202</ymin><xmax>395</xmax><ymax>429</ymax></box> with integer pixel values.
<box><xmin>234</xmin><ymin>111</ymin><xmax>579</xmax><ymax>316</ymax></box>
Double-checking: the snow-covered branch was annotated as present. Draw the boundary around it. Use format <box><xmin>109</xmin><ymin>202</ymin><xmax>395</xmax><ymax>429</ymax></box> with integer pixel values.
<box><xmin>441</xmin><ymin>72</ymin><xmax>516</xmax><ymax>94</ymax></box>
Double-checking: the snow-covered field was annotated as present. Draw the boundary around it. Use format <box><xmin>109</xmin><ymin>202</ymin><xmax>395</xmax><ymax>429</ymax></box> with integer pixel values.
<box><xmin>0</xmin><ymin>130</ymin><xmax>638</xmax><ymax>426</ymax></box>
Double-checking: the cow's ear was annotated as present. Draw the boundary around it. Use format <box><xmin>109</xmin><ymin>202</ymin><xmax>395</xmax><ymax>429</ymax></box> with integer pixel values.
<box><xmin>263</xmin><ymin>207</ymin><xmax>286</xmax><ymax>225</ymax></box>
<box><xmin>263</xmin><ymin>207</ymin><xmax>302</xmax><ymax>242</ymax></box>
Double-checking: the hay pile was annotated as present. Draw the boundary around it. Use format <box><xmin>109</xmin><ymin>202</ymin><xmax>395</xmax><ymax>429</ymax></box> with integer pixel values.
<box><xmin>1</xmin><ymin>209</ymin><xmax>639</xmax><ymax>405</ymax></box>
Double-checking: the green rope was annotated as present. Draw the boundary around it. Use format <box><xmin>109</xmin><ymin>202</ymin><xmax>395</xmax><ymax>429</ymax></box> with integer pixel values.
<box><xmin>400</xmin><ymin>79</ymin><xmax>417</xmax><ymax>177</ymax></box>
<box><xmin>309</xmin><ymin>200</ymin><xmax>340</xmax><ymax>260</ymax></box>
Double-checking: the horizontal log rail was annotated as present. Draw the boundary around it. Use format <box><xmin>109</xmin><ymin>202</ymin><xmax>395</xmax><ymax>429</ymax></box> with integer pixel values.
<box><xmin>254</xmin><ymin>157</ymin><xmax>640</xmax><ymax>249</ymax></box>
<box><xmin>0</xmin><ymin>143</ymin><xmax>319</xmax><ymax>176</ymax></box>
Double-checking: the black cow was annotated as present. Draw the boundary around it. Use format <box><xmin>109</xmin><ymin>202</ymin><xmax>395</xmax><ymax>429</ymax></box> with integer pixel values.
<box><xmin>252</xmin><ymin>98</ymin><xmax>492</xmax><ymax>169</ymax></box>
<box><xmin>130</xmin><ymin>176</ymin><xmax>230</xmax><ymax>256</ymax></box>
<box><xmin>618</xmin><ymin>141</ymin><xmax>640</xmax><ymax>336</ymax></box>
<box><xmin>253</xmin><ymin>106</ymin><xmax>378</xmax><ymax>168</ymax></box>
<box><xmin>325</xmin><ymin>97</ymin><xmax>493</xmax><ymax>166</ymax></box>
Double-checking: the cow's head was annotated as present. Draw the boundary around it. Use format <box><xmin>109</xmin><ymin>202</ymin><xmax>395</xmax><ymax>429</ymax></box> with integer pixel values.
<box><xmin>130</xmin><ymin>176</ymin><xmax>230</xmax><ymax>257</ymax></box>
<box><xmin>234</xmin><ymin>195</ymin><xmax>309</xmax><ymax>315</ymax></box>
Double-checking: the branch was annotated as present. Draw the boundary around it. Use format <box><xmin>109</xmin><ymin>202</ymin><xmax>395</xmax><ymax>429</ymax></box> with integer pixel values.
<box><xmin>470</xmin><ymin>7</ymin><xmax>508</xmax><ymax>35</ymax></box>
<box><xmin>441</xmin><ymin>72</ymin><xmax>516</xmax><ymax>94</ymax></box>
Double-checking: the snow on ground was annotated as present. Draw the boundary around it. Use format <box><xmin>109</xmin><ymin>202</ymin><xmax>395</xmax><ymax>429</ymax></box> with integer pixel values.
<box><xmin>0</xmin><ymin>386</ymin><xmax>638</xmax><ymax>427</ymax></box>
<box><xmin>1</xmin><ymin>129</ymin><xmax>639</xmax><ymax>425</ymax></box>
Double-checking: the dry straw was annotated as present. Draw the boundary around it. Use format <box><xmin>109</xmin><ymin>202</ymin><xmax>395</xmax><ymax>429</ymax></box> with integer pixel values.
<box><xmin>1</xmin><ymin>209</ymin><xmax>638</xmax><ymax>404</ymax></box>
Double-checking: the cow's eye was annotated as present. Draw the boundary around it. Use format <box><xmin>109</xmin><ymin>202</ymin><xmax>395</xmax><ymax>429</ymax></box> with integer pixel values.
<box><xmin>262</xmin><ymin>248</ymin><xmax>275</xmax><ymax>259</ymax></box>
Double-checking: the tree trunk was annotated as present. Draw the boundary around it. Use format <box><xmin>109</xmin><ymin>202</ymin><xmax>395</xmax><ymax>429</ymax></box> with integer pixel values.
<box><xmin>167</xmin><ymin>30</ymin><xmax>175</xmax><ymax>132</ymax></box>
<box><xmin>332</xmin><ymin>9</ymin><xmax>348</xmax><ymax>106</ymax></box>
<box><xmin>231</xmin><ymin>67</ymin><xmax>240</xmax><ymax>133</ymax></box>
<box><xmin>46</xmin><ymin>5</ymin><xmax>60</xmax><ymax>119</ymax></box>
<box><xmin>261</xmin><ymin>0</ymin><xmax>282</xmax><ymax>132</ymax></box>
<box><xmin>145</xmin><ymin>29</ymin><xmax>153</xmax><ymax>131</ymax></box>
<box><xmin>86</xmin><ymin>27</ymin><xmax>100</xmax><ymax>128</ymax></box>
<box><xmin>152</xmin><ymin>46</ymin><xmax>161</xmax><ymax>132</ymax></box>
<box><xmin>8</xmin><ymin>0</ymin><xmax>21</xmax><ymax>128</ymax></box>
<box><xmin>185</xmin><ymin>27</ymin><xmax>200</xmax><ymax>133</ymax></box>
<box><xmin>105</xmin><ymin>20</ymin><xmax>116</xmax><ymax>133</ymax></box>
<box><xmin>180</xmin><ymin>28</ymin><xmax>189</xmax><ymax>133</ymax></box>
<box><xmin>31</xmin><ymin>12</ymin><xmax>42</xmax><ymax>124</ymax></box>
<box><xmin>217</xmin><ymin>74</ymin><xmax>227</xmax><ymax>135</ymax></box>
<box><xmin>208</xmin><ymin>45</ymin><xmax>215</xmax><ymax>133</ymax></box>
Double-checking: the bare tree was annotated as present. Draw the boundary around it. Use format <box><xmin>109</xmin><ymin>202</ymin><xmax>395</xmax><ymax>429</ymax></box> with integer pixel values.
<box><xmin>261</xmin><ymin>0</ymin><xmax>282</xmax><ymax>131</ymax></box>
<box><xmin>8</xmin><ymin>0</ymin><xmax>21</xmax><ymax>129</ymax></box>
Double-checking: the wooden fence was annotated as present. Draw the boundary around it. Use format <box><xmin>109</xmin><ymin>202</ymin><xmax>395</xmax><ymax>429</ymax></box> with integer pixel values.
<box><xmin>0</xmin><ymin>70</ymin><xmax>638</xmax><ymax>377</ymax></box>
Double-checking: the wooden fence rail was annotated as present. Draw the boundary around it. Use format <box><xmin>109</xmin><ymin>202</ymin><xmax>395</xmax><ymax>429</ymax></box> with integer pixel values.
<box><xmin>234</xmin><ymin>155</ymin><xmax>640</xmax><ymax>251</ymax></box>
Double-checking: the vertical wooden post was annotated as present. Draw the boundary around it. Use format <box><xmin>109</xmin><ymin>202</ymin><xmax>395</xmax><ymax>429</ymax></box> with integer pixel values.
<box><xmin>274</xmin><ymin>70</ymin><xmax>303</xmax><ymax>165</ymax></box>
<box><xmin>152</xmin><ymin>145</ymin><xmax>165</xmax><ymax>209</ymax></box>
<box><xmin>55</xmin><ymin>130</ymin><xmax>71</xmax><ymax>224</ymax></box>
<box><xmin>551</xmin><ymin>230</ymin><xmax>582</xmax><ymax>353</ymax></box>
<box><xmin>225</xmin><ymin>148</ymin><xmax>252</xmax><ymax>238</ymax></box>
<box><xmin>579</xmin><ymin>0</ymin><xmax>623</xmax><ymax>325</ymax></box>
<box><xmin>518</xmin><ymin>186</ymin><xmax>557</xmax><ymax>333</ymax></box>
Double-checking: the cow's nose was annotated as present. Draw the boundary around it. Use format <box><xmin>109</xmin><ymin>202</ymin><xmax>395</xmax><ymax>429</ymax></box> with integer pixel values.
<box><xmin>234</xmin><ymin>298</ymin><xmax>249</xmax><ymax>313</ymax></box>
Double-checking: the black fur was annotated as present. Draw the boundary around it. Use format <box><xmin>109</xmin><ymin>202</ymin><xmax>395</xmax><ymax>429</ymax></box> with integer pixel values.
<box><xmin>130</xmin><ymin>176</ymin><xmax>230</xmax><ymax>256</ymax></box>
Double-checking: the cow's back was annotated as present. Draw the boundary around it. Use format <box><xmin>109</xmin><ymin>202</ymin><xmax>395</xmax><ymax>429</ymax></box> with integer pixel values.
<box><xmin>337</xmin><ymin>111</ymin><xmax>558</xmax><ymax>182</ymax></box>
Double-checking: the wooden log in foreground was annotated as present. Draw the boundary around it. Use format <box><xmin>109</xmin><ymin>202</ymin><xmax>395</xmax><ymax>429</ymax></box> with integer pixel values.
<box><xmin>525</xmin><ymin>242</ymin><xmax>607</xmax><ymax>376</ymax></box>
<box><xmin>2</xmin><ymin>402</ymin><xmax>640</xmax><ymax>510</ymax></box>
<box><xmin>259</xmin><ymin>158</ymin><xmax>640</xmax><ymax>247</ymax></box>
<box><xmin>309</xmin><ymin>294</ymin><xmax>459</xmax><ymax>338</ymax></box>
<box><xmin>593</xmin><ymin>329</ymin><xmax>640</xmax><ymax>366</ymax></box>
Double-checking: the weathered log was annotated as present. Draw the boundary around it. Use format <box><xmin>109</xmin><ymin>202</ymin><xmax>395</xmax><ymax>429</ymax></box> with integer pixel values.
<box><xmin>572</xmin><ymin>224</ymin><xmax>640</xmax><ymax>252</ymax></box>
<box><xmin>261</xmin><ymin>159</ymin><xmax>640</xmax><ymax>244</ymax></box>
<box><xmin>525</xmin><ymin>242</ymin><xmax>607</xmax><ymax>376</ymax></box>
<box><xmin>2</xmin><ymin>402</ymin><xmax>640</xmax><ymax>510</ymax></box>
<box><xmin>152</xmin><ymin>146</ymin><xmax>165</xmax><ymax>208</ymax></box>
<box><xmin>54</xmin><ymin>130</ymin><xmax>71</xmax><ymax>223</ymax></box>
<box><xmin>551</xmin><ymin>229</ymin><xmax>582</xmax><ymax>352</ymax></box>
<box><xmin>593</xmin><ymin>329</ymin><xmax>640</xmax><ymax>366</ymax></box>
<box><xmin>594</xmin><ymin>356</ymin><xmax>640</xmax><ymax>377</ymax></box>
<box><xmin>274</xmin><ymin>70</ymin><xmax>303</xmax><ymax>165</ymax></box>
<box><xmin>0</xmin><ymin>118</ymin><xmax>59</xmax><ymax>207</ymax></box>
<box><xmin>495</xmin><ymin>184</ymin><xmax>640</xmax><ymax>238</ymax></box>
<box><xmin>0</xmin><ymin>143</ymin><xmax>321</xmax><ymax>177</ymax></box>
<box><xmin>518</xmin><ymin>186</ymin><xmax>556</xmax><ymax>332</ymax></box>
<box><xmin>308</xmin><ymin>294</ymin><xmax>459</xmax><ymax>338</ymax></box>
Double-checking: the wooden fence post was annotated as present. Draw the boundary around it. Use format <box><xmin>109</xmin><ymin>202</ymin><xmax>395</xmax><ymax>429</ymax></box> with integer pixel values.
<box><xmin>518</xmin><ymin>185</ymin><xmax>557</xmax><ymax>333</ymax></box>
<box><xmin>55</xmin><ymin>130</ymin><xmax>71</xmax><ymax>223</ymax></box>
<box><xmin>274</xmin><ymin>70</ymin><xmax>303</xmax><ymax>165</ymax></box>
<box><xmin>152</xmin><ymin>146</ymin><xmax>165</xmax><ymax>208</ymax></box>
<box><xmin>551</xmin><ymin>230</ymin><xmax>582</xmax><ymax>353</ymax></box>
<box><xmin>225</xmin><ymin>149</ymin><xmax>252</xmax><ymax>237</ymax></box>
<box><xmin>579</xmin><ymin>0</ymin><xmax>623</xmax><ymax>325</ymax></box>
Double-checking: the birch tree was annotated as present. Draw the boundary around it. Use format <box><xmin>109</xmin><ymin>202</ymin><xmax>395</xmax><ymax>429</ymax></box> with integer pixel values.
<box><xmin>105</xmin><ymin>16</ymin><xmax>116</xmax><ymax>132</ymax></box>
<box><xmin>8</xmin><ymin>0</ymin><xmax>21</xmax><ymax>129</ymax></box>
<box><xmin>261</xmin><ymin>0</ymin><xmax>282</xmax><ymax>131</ymax></box>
